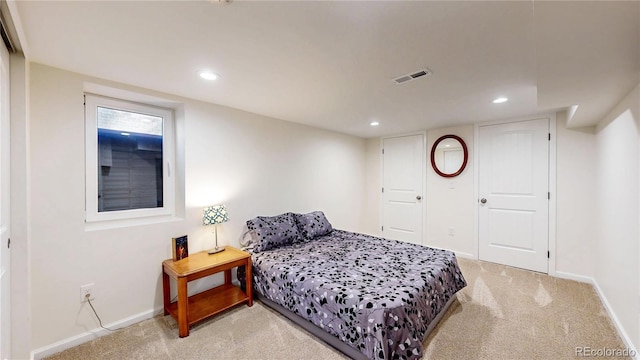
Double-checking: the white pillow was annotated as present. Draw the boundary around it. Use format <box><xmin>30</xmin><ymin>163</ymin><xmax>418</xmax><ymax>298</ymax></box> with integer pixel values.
<box><xmin>238</xmin><ymin>224</ymin><xmax>257</xmax><ymax>251</ymax></box>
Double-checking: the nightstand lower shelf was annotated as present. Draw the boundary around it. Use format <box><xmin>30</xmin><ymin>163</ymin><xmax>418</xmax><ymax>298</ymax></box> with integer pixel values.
<box><xmin>165</xmin><ymin>283</ymin><xmax>249</xmax><ymax>326</ymax></box>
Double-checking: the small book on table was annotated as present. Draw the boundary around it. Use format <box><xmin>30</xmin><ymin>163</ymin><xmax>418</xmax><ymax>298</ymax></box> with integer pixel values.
<box><xmin>172</xmin><ymin>235</ymin><xmax>189</xmax><ymax>261</ymax></box>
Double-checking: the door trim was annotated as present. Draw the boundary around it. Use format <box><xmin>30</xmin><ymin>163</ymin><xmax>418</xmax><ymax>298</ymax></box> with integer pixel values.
<box><xmin>380</xmin><ymin>131</ymin><xmax>427</xmax><ymax>243</ymax></box>
<box><xmin>0</xmin><ymin>35</ymin><xmax>9</xmax><ymax>360</ymax></box>
<box><xmin>473</xmin><ymin>113</ymin><xmax>557</xmax><ymax>275</ymax></box>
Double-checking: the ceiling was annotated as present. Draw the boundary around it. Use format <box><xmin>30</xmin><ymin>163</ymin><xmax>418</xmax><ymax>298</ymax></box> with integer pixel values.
<box><xmin>12</xmin><ymin>1</ymin><xmax>640</xmax><ymax>138</ymax></box>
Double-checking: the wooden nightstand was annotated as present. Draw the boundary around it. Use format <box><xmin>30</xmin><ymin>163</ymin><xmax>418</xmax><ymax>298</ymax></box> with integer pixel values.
<box><xmin>162</xmin><ymin>246</ymin><xmax>253</xmax><ymax>337</ymax></box>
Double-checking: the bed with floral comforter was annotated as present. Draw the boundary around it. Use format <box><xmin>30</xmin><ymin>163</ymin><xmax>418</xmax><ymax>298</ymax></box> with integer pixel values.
<box><xmin>240</xmin><ymin>212</ymin><xmax>467</xmax><ymax>360</ymax></box>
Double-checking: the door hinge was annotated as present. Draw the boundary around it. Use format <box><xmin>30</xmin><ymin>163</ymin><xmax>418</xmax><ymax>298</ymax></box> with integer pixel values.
<box><xmin>381</xmin><ymin>226</ymin><xmax>384</xmax><ymax>231</ymax></box>
<box><xmin>547</xmin><ymin>251</ymin><xmax>550</xmax><ymax>259</ymax></box>
<box><xmin>382</xmin><ymin>187</ymin><xmax>384</xmax><ymax>193</ymax></box>
<box><xmin>548</xmin><ymin>133</ymin><xmax>551</xmax><ymax>141</ymax></box>
<box><xmin>382</xmin><ymin>148</ymin><xmax>384</xmax><ymax>155</ymax></box>
<box><xmin>83</xmin><ymin>94</ymin><xmax>86</xmax><ymax>106</ymax></box>
<box><xmin>548</xmin><ymin>192</ymin><xmax>551</xmax><ymax>200</ymax></box>
<box><xmin>7</xmin><ymin>237</ymin><xmax>10</xmax><ymax>249</ymax></box>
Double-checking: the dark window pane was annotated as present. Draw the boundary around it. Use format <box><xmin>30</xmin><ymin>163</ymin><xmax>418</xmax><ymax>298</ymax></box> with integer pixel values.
<box><xmin>97</xmin><ymin>126</ymin><xmax>163</xmax><ymax>212</ymax></box>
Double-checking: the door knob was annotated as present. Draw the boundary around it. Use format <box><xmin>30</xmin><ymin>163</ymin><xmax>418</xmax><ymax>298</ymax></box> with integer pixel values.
<box><xmin>416</xmin><ymin>195</ymin><xmax>422</xmax><ymax>200</ymax></box>
<box><xmin>480</xmin><ymin>198</ymin><xmax>487</xmax><ymax>204</ymax></box>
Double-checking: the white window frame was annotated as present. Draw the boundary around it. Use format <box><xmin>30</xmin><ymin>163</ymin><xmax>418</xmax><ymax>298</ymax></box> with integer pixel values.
<box><xmin>85</xmin><ymin>93</ymin><xmax>175</xmax><ymax>223</ymax></box>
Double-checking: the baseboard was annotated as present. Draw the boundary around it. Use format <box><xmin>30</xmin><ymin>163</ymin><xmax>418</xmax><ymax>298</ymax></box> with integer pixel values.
<box><xmin>452</xmin><ymin>251</ymin><xmax>476</xmax><ymax>260</ymax></box>
<box><xmin>543</xmin><ymin>270</ymin><xmax>638</xmax><ymax>359</ymax></box>
<box><xmin>30</xmin><ymin>306</ymin><xmax>164</xmax><ymax>360</ymax></box>
<box><xmin>553</xmin><ymin>270</ymin><xmax>593</xmax><ymax>284</ymax></box>
<box><xmin>27</xmin><ymin>272</ymin><xmax>639</xmax><ymax>360</ymax></box>
<box><xmin>422</xmin><ymin>243</ymin><xmax>475</xmax><ymax>260</ymax></box>
<box><xmin>590</xmin><ymin>279</ymin><xmax>639</xmax><ymax>360</ymax></box>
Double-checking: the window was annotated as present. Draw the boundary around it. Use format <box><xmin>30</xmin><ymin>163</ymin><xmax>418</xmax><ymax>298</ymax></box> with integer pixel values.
<box><xmin>85</xmin><ymin>94</ymin><xmax>175</xmax><ymax>222</ymax></box>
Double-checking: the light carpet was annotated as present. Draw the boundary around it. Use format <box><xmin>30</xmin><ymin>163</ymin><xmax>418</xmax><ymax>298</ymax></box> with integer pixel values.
<box><xmin>45</xmin><ymin>258</ymin><xmax>629</xmax><ymax>359</ymax></box>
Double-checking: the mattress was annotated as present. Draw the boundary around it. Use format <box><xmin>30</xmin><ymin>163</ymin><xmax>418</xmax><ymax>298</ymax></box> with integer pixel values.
<box><xmin>244</xmin><ymin>229</ymin><xmax>467</xmax><ymax>359</ymax></box>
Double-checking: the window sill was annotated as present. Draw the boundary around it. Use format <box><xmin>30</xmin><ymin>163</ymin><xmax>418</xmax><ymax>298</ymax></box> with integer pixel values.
<box><xmin>84</xmin><ymin>214</ymin><xmax>183</xmax><ymax>231</ymax></box>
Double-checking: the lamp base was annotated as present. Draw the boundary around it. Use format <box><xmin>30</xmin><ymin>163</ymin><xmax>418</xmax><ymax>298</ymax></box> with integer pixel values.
<box><xmin>208</xmin><ymin>246</ymin><xmax>225</xmax><ymax>255</ymax></box>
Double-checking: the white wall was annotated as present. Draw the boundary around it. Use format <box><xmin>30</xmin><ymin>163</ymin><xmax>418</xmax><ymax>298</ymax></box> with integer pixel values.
<box><xmin>362</xmin><ymin>126</ymin><xmax>476</xmax><ymax>257</ymax></box>
<box><xmin>594</xmin><ymin>83</ymin><xmax>640</xmax><ymax>350</ymax></box>
<box><xmin>365</xmin><ymin>119</ymin><xmax>602</xmax><ymax>275</ymax></box>
<box><xmin>28</xmin><ymin>63</ymin><xmax>367</xmax><ymax>351</ymax></box>
<box><xmin>425</xmin><ymin>125</ymin><xmax>475</xmax><ymax>258</ymax></box>
<box><xmin>9</xmin><ymin>53</ymin><xmax>31</xmax><ymax>360</ymax></box>
<box><xmin>361</xmin><ymin>137</ymin><xmax>381</xmax><ymax>235</ymax></box>
<box><xmin>555</xmin><ymin>112</ymin><xmax>597</xmax><ymax>278</ymax></box>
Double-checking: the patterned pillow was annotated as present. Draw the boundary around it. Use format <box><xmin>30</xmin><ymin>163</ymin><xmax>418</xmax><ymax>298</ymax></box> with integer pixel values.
<box><xmin>246</xmin><ymin>212</ymin><xmax>301</xmax><ymax>252</ymax></box>
<box><xmin>294</xmin><ymin>211</ymin><xmax>333</xmax><ymax>240</ymax></box>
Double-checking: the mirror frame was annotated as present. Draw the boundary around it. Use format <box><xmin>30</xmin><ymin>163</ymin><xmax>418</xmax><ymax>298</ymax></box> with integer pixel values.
<box><xmin>430</xmin><ymin>134</ymin><xmax>468</xmax><ymax>178</ymax></box>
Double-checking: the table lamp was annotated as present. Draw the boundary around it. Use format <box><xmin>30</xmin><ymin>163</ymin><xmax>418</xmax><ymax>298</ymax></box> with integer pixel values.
<box><xmin>203</xmin><ymin>204</ymin><xmax>229</xmax><ymax>254</ymax></box>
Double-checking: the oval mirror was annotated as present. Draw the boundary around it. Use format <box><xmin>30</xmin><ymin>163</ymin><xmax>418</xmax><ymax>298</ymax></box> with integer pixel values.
<box><xmin>430</xmin><ymin>134</ymin><xmax>468</xmax><ymax>177</ymax></box>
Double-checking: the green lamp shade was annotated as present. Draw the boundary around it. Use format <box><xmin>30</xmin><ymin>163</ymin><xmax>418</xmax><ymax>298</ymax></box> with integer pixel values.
<box><xmin>203</xmin><ymin>204</ymin><xmax>229</xmax><ymax>225</ymax></box>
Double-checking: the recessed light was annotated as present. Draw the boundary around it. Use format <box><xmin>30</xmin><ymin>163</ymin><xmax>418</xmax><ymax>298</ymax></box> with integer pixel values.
<box><xmin>199</xmin><ymin>71</ymin><xmax>219</xmax><ymax>81</ymax></box>
<box><xmin>492</xmin><ymin>97</ymin><xmax>508</xmax><ymax>104</ymax></box>
<box><xmin>370</xmin><ymin>121</ymin><xmax>380</xmax><ymax>126</ymax></box>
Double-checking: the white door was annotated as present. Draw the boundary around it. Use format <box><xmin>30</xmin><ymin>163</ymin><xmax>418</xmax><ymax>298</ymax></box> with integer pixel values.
<box><xmin>478</xmin><ymin>118</ymin><xmax>549</xmax><ymax>273</ymax></box>
<box><xmin>382</xmin><ymin>134</ymin><xmax>424</xmax><ymax>245</ymax></box>
<box><xmin>0</xmin><ymin>38</ymin><xmax>10</xmax><ymax>359</ymax></box>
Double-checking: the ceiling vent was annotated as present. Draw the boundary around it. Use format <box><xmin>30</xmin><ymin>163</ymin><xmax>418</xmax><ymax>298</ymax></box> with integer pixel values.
<box><xmin>393</xmin><ymin>68</ymin><xmax>432</xmax><ymax>85</ymax></box>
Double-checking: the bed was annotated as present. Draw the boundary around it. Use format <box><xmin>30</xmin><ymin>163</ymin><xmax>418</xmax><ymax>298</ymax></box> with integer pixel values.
<box><xmin>238</xmin><ymin>211</ymin><xmax>467</xmax><ymax>360</ymax></box>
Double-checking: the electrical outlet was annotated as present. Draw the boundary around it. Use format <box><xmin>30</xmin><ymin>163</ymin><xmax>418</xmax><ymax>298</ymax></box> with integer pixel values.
<box><xmin>448</xmin><ymin>227</ymin><xmax>455</xmax><ymax>236</ymax></box>
<box><xmin>80</xmin><ymin>283</ymin><xmax>95</xmax><ymax>303</ymax></box>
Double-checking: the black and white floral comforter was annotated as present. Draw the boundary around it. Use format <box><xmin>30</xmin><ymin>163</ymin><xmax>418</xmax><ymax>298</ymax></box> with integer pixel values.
<box><xmin>249</xmin><ymin>230</ymin><xmax>467</xmax><ymax>360</ymax></box>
